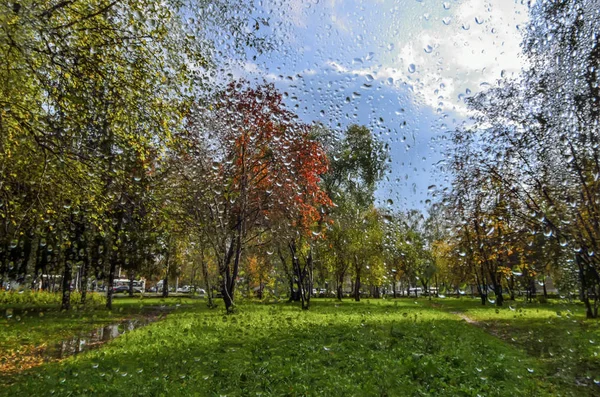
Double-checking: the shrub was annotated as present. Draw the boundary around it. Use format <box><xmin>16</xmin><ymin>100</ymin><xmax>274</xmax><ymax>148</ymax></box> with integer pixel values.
<box><xmin>0</xmin><ymin>290</ymin><xmax>106</xmax><ymax>307</ymax></box>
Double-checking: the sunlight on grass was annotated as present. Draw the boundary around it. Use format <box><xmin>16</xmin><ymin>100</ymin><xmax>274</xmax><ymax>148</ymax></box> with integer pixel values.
<box><xmin>2</xmin><ymin>299</ymin><xmax>570</xmax><ymax>396</ymax></box>
<box><xmin>429</xmin><ymin>298</ymin><xmax>600</xmax><ymax>393</ymax></box>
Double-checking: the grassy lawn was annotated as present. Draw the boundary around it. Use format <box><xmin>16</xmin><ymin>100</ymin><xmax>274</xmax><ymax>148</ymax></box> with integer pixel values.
<box><xmin>2</xmin><ymin>298</ymin><xmax>592</xmax><ymax>396</ymax></box>
<box><xmin>426</xmin><ymin>297</ymin><xmax>600</xmax><ymax>393</ymax></box>
<box><xmin>0</xmin><ymin>296</ymin><xmax>203</xmax><ymax>379</ymax></box>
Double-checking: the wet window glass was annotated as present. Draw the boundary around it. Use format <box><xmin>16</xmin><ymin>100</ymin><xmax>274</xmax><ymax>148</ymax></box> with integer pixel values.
<box><xmin>1</xmin><ymin>0</ymin><xmax>599</xmax><ymax>394</ymax></box>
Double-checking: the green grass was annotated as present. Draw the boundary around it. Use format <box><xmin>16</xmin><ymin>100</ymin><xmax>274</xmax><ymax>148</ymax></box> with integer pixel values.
<box><xmin>0</xmin><ymin>296</ymin><xmax>204</xmax><ymax>378</ymax></box>
<box><xmin>2</xmin><ymin>298</ymin><xmax>584</xmax><ymax>396</ymax></box>
<box><xmin>0</xmin><ymin>290</ymin><xmax>106</xmax><ymax>307</ymax></box>
<box><xmin>426</xmin><ymin>297</ymin><xmax>600</xmax><ymax>394</ymax></box>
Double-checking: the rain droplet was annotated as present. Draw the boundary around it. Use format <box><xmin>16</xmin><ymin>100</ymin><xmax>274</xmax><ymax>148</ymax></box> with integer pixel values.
<box><xmin>512</xmin><ymin>267</ymin><xmax>523</xmax><ymax>277</ymax></box>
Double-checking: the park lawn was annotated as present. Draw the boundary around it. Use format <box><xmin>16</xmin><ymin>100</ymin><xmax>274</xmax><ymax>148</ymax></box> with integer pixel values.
<box><xmin>0</xmin><ymin>296</ymin><xmax>203</xmax><ymax>378</ymax></box>
<box><xmin>1</xmin><ymin>299</ymin><xmax>576</xmax><ymax>397</ymax></box>
<box><xmin>426</xmin><ymin>297</ymin><xmax>600</xmax><ymax>394</ymax></box>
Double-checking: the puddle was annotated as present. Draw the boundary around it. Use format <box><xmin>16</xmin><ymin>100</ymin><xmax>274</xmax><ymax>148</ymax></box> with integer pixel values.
<box><xmin>0</xmin><ymin>305</ymin><xmax>191</xmax><ymax>381</ymax></box>
<box><xmin>43</xmin><ymin>316</ymin><xmax>160</xmax><ymax>359</ymax></box>
<box><xmin>40</xmin><ymin>305</ymin><xmax>190</xmax><ymax>359</ymax></box>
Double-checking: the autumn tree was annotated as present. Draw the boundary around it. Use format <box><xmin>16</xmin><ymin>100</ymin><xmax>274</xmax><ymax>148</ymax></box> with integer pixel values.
<box><xmin>182</xmin><ymin>81</ymin><xmax>330</xmax><ymax>312</ymax></box>
<box><xmin>445</xmin><ymin>0</ymin><xmax>600</xmax><ymax>315</ymax></box>
<box><xmin>0</xmin><ymin>0</ymin><xmax>270</xmax><ymax>310</ymax></box>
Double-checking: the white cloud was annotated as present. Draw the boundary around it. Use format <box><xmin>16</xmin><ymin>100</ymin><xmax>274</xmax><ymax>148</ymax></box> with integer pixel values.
<box><xmin>400</xmin><ymin>0</ymin><xmax>529</xmax><ymax>114</ymax></box>
<box><xmin>237</xmin><ymin>0</ymin><xmax>530</xmax><ymax>118</ymax></box>
<box><xmin>315</xmin><ymin>0</ymin><xmax>530</xmax><ymax>116</ymax></box>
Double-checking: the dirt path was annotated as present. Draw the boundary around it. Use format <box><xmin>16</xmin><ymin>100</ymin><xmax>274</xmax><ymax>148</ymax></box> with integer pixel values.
<box><xmin>450</xmin><ymin>311</ymin><xmax>480</xmax><ymax>325</ymax></box>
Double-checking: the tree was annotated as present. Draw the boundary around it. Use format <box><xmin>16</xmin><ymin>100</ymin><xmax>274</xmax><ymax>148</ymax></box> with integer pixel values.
<box><xmin>446</xmin><ymin>0</ymin><xmax>600</xmax><ymax>316</ymax></box>
<box><xmin>183</xmin><ymin>81</ymin><xmax>331</xmax><ymax>312</ymax></box>
<box><xmin>319</xmin><ymin>124</ymin><xmax>389</xmax><ymax>300</ymax></box>
<box><xmin>0</xmin><ymin>0</ymin><xmax>269</xmax><ymax>310</ymax></box>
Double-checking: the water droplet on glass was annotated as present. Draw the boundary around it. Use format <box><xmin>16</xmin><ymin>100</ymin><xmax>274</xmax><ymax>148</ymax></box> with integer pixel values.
<box><xmin>512</xmin><ymin>267</ymin><xmax>523</xmax><ymax>277</ymax></box>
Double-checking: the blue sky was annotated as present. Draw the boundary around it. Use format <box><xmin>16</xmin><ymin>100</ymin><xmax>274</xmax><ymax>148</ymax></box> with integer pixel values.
<box><xmin>225</xmin><ymin>0</ymin><xmax>530</xmax><ymax>211</ymax></box>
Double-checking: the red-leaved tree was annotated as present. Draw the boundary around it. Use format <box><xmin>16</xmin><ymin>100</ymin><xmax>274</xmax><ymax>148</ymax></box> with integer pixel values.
<box><xmin>180</xmin><ymin>81</ymin><xmax>331</xmax><ymax>312</ymax></box>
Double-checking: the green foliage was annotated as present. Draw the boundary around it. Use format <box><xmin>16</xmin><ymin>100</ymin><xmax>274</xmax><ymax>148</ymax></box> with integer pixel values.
<box><xmin>323</xmin><ymin>124</ymin><xmax>389</xmax><ymax>208</ymax></box>
<box><xmin>444</xmin><ymin>0</ymin><xmax>600</xmax><ymax>314</ymax></box>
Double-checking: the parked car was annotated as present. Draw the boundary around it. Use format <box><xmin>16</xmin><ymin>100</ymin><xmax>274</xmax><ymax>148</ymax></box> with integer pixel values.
<box><xmin>114</xmin><ymin>285</ymin><xmax>142</xmax><ymax>293</ymax></box>
<box><xmin>408</xmin><ymin>287</ymin><xmax>423</xmax><ymax>296</ymax></box>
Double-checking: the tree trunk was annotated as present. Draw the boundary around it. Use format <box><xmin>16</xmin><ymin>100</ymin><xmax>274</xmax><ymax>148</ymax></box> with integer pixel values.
<box><xmin>373</xmin><ymin>285</ymin><xmax>380</xmax><ymax>299</ymax></box>
<box><xmin>289</xmin><ymin>278</ymin><xmax>298</xmax><ymax>301</ymax></box>
<box><xmin>106</xmin><ymin>257</ymin><xmax>116</xmax><ymax>310</ymax></box>
<box><xmin>61</xmin><ymin>256</ymin><xmax>72</xmax><ymax>311</ymax></box>
<box><xmin>162</xmin><ymin>276</ymin><xmax>169</xmax><ymax>298</ymax></box>
<box><xmin>474</xmin><ymin>272</ymin><xmax>486</xmax><ymax>305</ymax></box>
<box><xmin>20</xmin><ymin>235</ymin><xmax>33</xmax><ymax>285</ymax></box>
<box><xmin>542</xmin><ymin>278</ymin><xmax>548</xmax><ymax>299</ymax></box>
<box><xmin>493</xmin><ymin>276</ymin><xmax>504</xmax><ymax>307</ymax></box>
<box><xmin>354</xmin><ymin>271</ymin><xmax>361</xmax><ymax>302</ymax></box>
<box><xmin>594</xmin><ymin>284</ymin><xmax>599</xmax><ymax>318</ymax></box>
<box><xmin>219</xmin><ymin>228</ymin><xmax>243</xmax><ymax>314</ymax></box>
<box><xmin>300</xmin><ymin>249</ymin><xmax>313</xmax><ymax>310</ymax></box>
<box><xmin>277</xmin><ymin>248</ymin><xmax>295</xmax><ymax>302</ymax></box>
<box><xmin>421</xmin><ymin>280</ymin><xmax>430</xmax><ymax>301</ymax></box>
<box><xmin>80</xmin><ymin>250</ymin><xmax>89</xmax><ymax>304</ymax></box>
<box><xmin>106</xmin><ymin>215</ymin><xmax>122</xmax><ymax>310</ymax></box>
<box><xmin>336</xmin><ymin>268</ymin><xmax>345</xmax><ymax>301</ymax></box>
<box><xmin>162</xmin><ymin>249</ymin><xmax>170</xmax><ymax>298</ymax></box>
<box><xmin>221</xmin><ymin>275</ymin><xmax>233</xmax><ymax>312</ymax></box>
<box><xmin>128</xmin><ymin>272</ymin><xmax>135</xmax><ymax>297</ymax></box>
<box><xmin>200</xmin><ymin>257</ymin><xmax>215</xmax><ymax>309</ymax></box>
<box><xmin>583</xmin><ymin>292</ymin><xmax>594</xmax><ymax>319</ymax></box>
<box><xmin>576</xmin><ymin>254</ymin><xmax>596</xmax><ymax>318</ymax></box>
